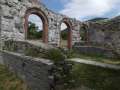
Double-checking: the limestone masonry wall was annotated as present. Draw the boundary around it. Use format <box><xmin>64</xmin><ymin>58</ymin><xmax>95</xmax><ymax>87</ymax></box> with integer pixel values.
<box><xmin>0</xmin><ymin>0</ymin><xmax>120</xmax><ymax>54</ymax></box>
<box><xmin>0</xmin><ymin>0</ymin><xmax>81</xmax><ymax>47</ymax></box>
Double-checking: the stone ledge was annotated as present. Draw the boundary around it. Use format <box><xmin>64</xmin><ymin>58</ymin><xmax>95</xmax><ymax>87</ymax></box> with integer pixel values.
<box><xmin>69</xmin><ymin>58</ymin><xmax>120</xmax><ymax>70</ymax></box>
<box><xmin>1</xmin><ymin>50</ymin><xmax>53</xmax><ymax>65</ymax></box>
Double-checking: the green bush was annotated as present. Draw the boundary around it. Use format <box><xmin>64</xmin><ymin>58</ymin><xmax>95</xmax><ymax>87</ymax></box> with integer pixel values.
<box><xmin>24</xmin><ymin>47</ymin><xmax>45</xmax><ymax>58</ymax></box>
<box><xmin>28</xmin><ymin>22</ymin><xmax>43</xmax><ymax>39</ymax></box>
<box><xmin>44</xmin><ymin>49</ymin><xmax>65</xmax><ymax>62</ymax></box>
<box><xmin>66</xmin><ymin>50</ymin><xmax>76</xmax><ymax>58</ymax></box>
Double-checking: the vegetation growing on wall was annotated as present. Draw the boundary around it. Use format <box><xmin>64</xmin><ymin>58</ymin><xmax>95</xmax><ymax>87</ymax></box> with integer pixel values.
<box><xmin>47</xmin><ymin>50</ymin><xmax>120</xmax><ymax>90</ymax></box>
<box><xmin>3</xmin><ymin>40</ymin><xmax>120</xmax><ymax>90</ymax></box>
<box><xmin>3</xmin><ymin>40</ymin><xmax>120</xmax><ymax>64</ymax></box>
<box><xmin>44</xmin><ymin>48</ymin><xmax>65</xmax><ymax>62</ymax></box>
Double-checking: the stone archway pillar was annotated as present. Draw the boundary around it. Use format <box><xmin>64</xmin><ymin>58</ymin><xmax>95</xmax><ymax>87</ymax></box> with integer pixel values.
<box><xmin>43</xmin><ymin>23</ymin><xmax>48</xmax><ymax>43</ymax></box>
<box><xmin>60</xmin><ymin>18</ymin><xmax>73</xmax><ymax>49</ymax></box>
<box><xmin>24</xmin><ymin>8</ymin><xmax>48</xmax><ymax>44</ymax></box>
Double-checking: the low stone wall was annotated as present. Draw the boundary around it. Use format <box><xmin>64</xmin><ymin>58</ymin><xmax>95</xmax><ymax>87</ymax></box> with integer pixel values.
<box><xmin>73</xmin><ymin>46</ymin><xmax>115</xmax><ymax>58</ymax></box>
<box><xmin>3</xmin><ymin>40</ymin><xmax>52</xmax><ymax>54</ymax></box>
<box><xmin>0</xmin><ymin>50</ymin><xmax>53</xmax><ymax>90</ymax></box>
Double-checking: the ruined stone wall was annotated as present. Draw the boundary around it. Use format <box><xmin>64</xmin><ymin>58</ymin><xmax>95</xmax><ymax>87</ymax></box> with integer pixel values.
<box><xmin>1</xmin><ymin>50</ymin><xmax>53</xmax><ymax>90</ymax></box>
<box><xmin>0</xmin><ymin>0</ymin><xmax>81</xmax><ymax>47</ymax></box>
<box><xmin>85</xmin><ymin>17</ymin><xmax>120</xmax><ymax>55</ymax></box>
<box><xmin>88</xmin><ymin>22</ymin><xmax>106</xmax><ymax>45</ymax></box>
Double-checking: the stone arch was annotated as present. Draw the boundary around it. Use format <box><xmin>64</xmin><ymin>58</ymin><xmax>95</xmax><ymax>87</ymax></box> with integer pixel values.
<box><xmin>24</xmin><ymin>7</ymin><xmax>48</xmax><ymax>43</ymax></box>
<box><xmin>60</xmin><ymin>18</ymin><xmax>72</xmax><ymax>49</ymax></box>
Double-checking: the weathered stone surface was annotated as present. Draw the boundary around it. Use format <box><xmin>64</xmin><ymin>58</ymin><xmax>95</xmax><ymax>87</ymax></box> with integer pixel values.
<box><xmin>0</xmin><ymin>0</ymin><xmax>81</xmax><ymax>47</ymax></box>
<box><xmin>1</xmin><ymin>17</ymin><xmax>14</xmax><ymax>32</ymax></box>
<box><xmin>73</xmin><ymin>46</ymin><xmax>115</xmax><ymax>58</ymax></box>
<box><xmin>1</xmin><ymin>50</ymin><xmax>53</xmax><ymax>90</ymax></box>
<box><xmin>1</xmin><ymin>0</ymin><xmax>120</xmax><ymax>54</ymax></box>
<box><xmin>79</xmin><ymin>17</ymin><xmax>120</xmax><ymax>56</ymax></box>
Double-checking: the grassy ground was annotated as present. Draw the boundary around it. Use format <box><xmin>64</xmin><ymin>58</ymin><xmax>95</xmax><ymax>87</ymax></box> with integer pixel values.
<box><xmin>55</xmin><ymin>62</ymin><xmax>120</xmax><ymax>90</ymax></box>
<box><xmin>69</xmin><ymin>63</ymin><xmax>120</xmax><ymax>90</ymax></box>
<box><xmin>67</xmin><ymin>51</ymin><xmax>120</xmax><ymax>65</ymax></box>
<box><xmin>0</xmin><ymin>64</ymin><xmax>28</xmax><ymax>90</ymax></box>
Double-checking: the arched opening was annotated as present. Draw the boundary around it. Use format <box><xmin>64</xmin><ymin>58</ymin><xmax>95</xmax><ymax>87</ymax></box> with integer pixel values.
<box><xmin>24</xmin><ymin>8</ymin><xmax>48</xmax><ymax>43</ymax></box>
<box><xmin>28</xmin><ymin>14</ymin><xmax>43</xmax><ymax>41</ymax></box>
<box><xmin>80</xmin><ymin>24</ymin><xmax>89</xmax><ymax>44</ymax></box>
<box><xmin>80</xmin><ymin>24</ymin><xmax>88</xmax><ymax>41</ymax></box>
<box><xmin>60</xmin><ymin>19</ymin><xmax>72</xmax><ymax>49</ymax></box>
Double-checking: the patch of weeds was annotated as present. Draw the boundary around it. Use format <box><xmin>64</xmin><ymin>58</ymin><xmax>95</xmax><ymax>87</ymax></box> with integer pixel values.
<box><xmin>70</xmin><ymin>63</ymin><xmax>120</xmax><ymax>90</ymax></box>
<box><xmin>44</xmin><ymin>48</ymin><xmax>66</xmax><ymax>62</ymax></box>
<box><xmin>66</xmin><ymin>49</ymin><xmax>120</xmax><ymax>63</ymax></box>
<box><xmin>0</xmin><ymin>64</ymin><xmax>29</xmax><ymax>90</ymax></box>
<box><xmin>24</xmin><ymin>47</ymin><xmax>46</xmax><ymax>58</ymax></box>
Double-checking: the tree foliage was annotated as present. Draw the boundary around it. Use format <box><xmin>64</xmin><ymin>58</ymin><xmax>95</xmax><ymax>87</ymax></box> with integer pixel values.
<box><xmin>28</xmin><ymin>22</ymin><xmax>43</xmax><ymax>39</ymax></box>
<box><xmin>61</xmin><ymin>28</ymin><xmax>68</xmax><ymax>40</ymax></box>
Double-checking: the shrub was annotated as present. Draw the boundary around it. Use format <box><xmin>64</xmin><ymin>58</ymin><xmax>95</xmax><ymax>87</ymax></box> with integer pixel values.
<box><xmin>24</xmin><ymin>47</ymin><xmax>45</xmax><ymax>58</ymax></box>
<box><xmin>44</xmin><ymin>48</ymin><xmax>65</xmax><ymax>62</ymax></box>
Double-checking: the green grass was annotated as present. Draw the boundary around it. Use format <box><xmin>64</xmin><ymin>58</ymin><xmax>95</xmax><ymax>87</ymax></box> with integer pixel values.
<box><xmin>25</xmin><ymin>47</ymin><xmax>120</xmax><ymax>65</ymax></box>
<box><xmin>66</xmin><ymin>50</ymin><xmax>120</xmax><ymax>65</ymax></box>
<box><xmin>0</xmin><ymin>64</ymin><xmax>28</xmax><ymax>90</ymax></box>
<box><xmin>69</xmin><ymin>63</ymin><xmax>120</xmax><ymax>90</ymax></box>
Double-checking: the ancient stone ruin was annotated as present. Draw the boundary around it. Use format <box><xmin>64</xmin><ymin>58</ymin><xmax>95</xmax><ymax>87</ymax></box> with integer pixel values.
<box><xmin>0</xmin><ymin>0</ymin><xmax>81</xmax><ymax>49</ymax></box>
<box><xmin>0</xmin><ymin>0</ymin><xmax>120</xmax><ymax>90</ymax></box>
<box><xmin>0</xmin><ymin>0</ymin><xmax>120</xmax><ymax>56</ymax></box>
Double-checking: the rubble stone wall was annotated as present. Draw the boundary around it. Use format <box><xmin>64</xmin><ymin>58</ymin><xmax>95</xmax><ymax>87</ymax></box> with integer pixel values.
<box><xmin>85</xmin><ymin>18</ymin><xmax>120</xmax><ymax>55</ymax></box>
<box><xmin>0</xmin><ymin>0</ymin><xmax>81</xmax><ymax>47</ymax></box>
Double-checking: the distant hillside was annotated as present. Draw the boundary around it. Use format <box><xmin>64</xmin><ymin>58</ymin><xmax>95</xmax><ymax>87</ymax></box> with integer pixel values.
<box><xmin>88</xmin><ymin>17</ymin><xmax>108</xmax><ymax>22</ymax></box>
<box><xmin>85</xmin><ymin>15</ymin><xmax>120</xmax><ymax>31</ymax></box>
